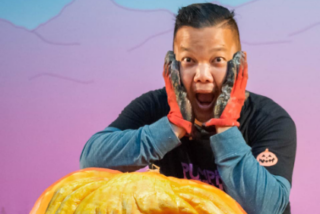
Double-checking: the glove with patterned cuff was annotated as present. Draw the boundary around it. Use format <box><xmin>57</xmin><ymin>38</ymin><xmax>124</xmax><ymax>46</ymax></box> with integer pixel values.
<box><xmin>205</xmin><ymin>51</ymin><xmax>249</xmax><ymax>127</ymax></box>
<box><xmin>163</xmin><ymin>51</ymin><xmax>194</xmax><ymax>134</ymax></box>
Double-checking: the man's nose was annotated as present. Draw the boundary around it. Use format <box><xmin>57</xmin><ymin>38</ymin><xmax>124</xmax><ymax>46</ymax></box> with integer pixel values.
<box><xmin>194</xmin><ymin>63</ymin><xmax>213</xmax><ymax>83</ymax></box>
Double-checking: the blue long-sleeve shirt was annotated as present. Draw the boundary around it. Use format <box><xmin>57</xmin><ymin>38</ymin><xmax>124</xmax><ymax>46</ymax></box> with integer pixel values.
<box><xmin>80</xmin><ymin>117</ymin><xmax>291</xmax><ymax>214</ymax></box>
<box><xmin>80</xmin><ymin>117</ymin><xmax>181</xmax><ymax>172</ymax></box>
<box><xmin>80</xmin><ymin>88</ymin><xmax>296</xmax><ymax>214</ymax></box>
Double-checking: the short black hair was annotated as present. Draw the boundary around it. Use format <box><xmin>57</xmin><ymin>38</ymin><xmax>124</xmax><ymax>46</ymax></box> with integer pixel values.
<box><xmin>174</xmin><ymin>3</ymin><xmax>241</xmax><ymax>49</ymax></box>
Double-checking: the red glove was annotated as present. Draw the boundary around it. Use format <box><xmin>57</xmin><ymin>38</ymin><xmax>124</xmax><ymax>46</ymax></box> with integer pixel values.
<box><xmin>205</xmin><ymin>51</ymin><xmax>248</xmax><ymax>127</ymax></box>
<box><xmin>163</xmin><ymin>51</ymin><xmax>193</xmax><ymax>134</ymax></box>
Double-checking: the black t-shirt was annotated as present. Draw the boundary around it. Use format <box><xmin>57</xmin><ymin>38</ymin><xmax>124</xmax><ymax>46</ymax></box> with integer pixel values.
<box><xmin>109</xmin><ymin>87</ymin><xmax>296</xmax><ymax>214</ymax></box>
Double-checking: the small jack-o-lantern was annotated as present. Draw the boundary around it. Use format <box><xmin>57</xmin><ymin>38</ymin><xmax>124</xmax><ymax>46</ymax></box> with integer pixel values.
<box><xmin>256</xmin><ymin>148</ymin><xmax>278</xmax><ymax>166</ymax></box>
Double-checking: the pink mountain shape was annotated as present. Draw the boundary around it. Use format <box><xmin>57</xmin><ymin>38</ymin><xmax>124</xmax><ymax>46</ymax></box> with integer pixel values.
<box><xmin>34</xmin><ymin>0</ymin><xmax>175</xmax><ymax>49</ymax></box>
<box><xmin>32</xmin><ymin>0</ymin><xmax>320</xmax><ymax>48</ymax></box>
<box><xmin>235</xmin><ymin>0</ymin><xmax>320</xmax><ymax>43</ymax></box>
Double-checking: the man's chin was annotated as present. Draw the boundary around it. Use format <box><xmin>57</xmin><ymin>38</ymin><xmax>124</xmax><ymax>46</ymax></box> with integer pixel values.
<box><xmin>192</xmin><ymin>103</ymin><xmax>214</xmax><ymax>124</ymax></box>
<box><xmin>194</xmin><ymin>113</ymin><xmax>212</xmax><ymax>124</ymax></box>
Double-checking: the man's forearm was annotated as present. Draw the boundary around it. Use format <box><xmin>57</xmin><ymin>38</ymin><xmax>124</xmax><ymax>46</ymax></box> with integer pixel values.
<box><xmin>210</xmin><ymin>127</ymin><xmax>290</xmax><ymax>214</ymax></box>
<box><xmin>170</xmin><ymin>123</ymin><xmax>186</xmax><ymax>139</ymax></box>
<box><xmin>80</xmin><ymin>117</ymin><xmax>181</xmax><ymax>172</ymax></box>
<box><xmin>215</xmin><ymin>126</ymin><xmax>232</xmax><ymax>133</ymax></box>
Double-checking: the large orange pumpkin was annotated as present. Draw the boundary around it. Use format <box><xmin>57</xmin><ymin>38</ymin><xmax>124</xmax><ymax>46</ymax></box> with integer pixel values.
<box><xmin>30</xmin><ymin>168</ymin><xmax>246</xmax><ymax>214</ymax></box>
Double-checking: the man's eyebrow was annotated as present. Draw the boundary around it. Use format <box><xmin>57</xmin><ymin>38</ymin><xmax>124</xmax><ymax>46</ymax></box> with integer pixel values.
<box><xmin>180</xmin><ymin>46</ymin><xmax>192</xmax><ymax>52</ymax></box>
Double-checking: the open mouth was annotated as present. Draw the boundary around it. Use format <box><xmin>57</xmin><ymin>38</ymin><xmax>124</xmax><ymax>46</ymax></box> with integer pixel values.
<box><xmin>195</xmin><ymin>93</ymin><xmax>214</xmax><ymax>110</ymax></box>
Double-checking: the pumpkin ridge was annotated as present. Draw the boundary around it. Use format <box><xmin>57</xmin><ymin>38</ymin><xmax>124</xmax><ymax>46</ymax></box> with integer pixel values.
<box><xmin>45</xmin><ymin>177</ymin><xmax>106</xmax><ymax>214</ymax></box>
<box><xmin>54</xmin><ymin>180</ymin><xmax>109</xmax><ymax>214</ymax></box>
<box><xmin>31</xmin><ymin>169</ymin><xmax>246</xmax><ymax>214</ymax></box>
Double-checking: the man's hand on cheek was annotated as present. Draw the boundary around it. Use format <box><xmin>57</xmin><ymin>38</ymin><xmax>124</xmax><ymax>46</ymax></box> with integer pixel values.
<box><xmin>163</xmin><ymin>51</ymin><xmax>194</xmax><ymax>138</ymax></box>
<box><xmin>204</xmin><ymin>51</ymin><xmax>248</xmax><ymax>132</ymax></box>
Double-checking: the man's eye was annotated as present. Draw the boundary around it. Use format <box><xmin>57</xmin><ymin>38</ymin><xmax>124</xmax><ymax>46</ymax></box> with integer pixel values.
<box><xmin>213</xmin><ymin>57</ymin><xmax>224</xmax><ymax>63</ymax></box>
<box><xmin>182</xmin><ymin>57</ymin><xmax>193</xmax><ymax>63</ymax></box>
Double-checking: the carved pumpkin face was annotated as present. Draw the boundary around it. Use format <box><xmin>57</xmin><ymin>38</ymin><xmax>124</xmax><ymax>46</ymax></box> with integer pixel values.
<box><xmin>256</xmin><ymin>148</ymin><xmax>278</xmax><ymax>166</ymax></box>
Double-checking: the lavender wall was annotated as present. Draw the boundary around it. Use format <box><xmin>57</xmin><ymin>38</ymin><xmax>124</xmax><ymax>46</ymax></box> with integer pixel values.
<box><xmin>1</xmin><ymin>0</ymin><xmax>319</xmax><ymax>213</ymax></box>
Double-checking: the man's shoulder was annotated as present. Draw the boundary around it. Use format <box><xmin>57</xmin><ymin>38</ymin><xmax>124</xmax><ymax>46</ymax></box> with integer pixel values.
<box><xmin>246</xmin><ymin>91</ymin><xmax>292</xmax><ymax>119</ymax></box>
<box><xmin>134</xmin><ymin>87</ymin><xmax>168</xmax><ymax>109</ymax></box>
<box><xmin>240</xmin><ymin>92</ymin><xmax>295</xmax><ymax>133</ymax></box>
<box><xmin>108</xmin><ymin>87</ymin><xmax>168</xmax><ymax>130</ymax></box>
<box><xmin>139</xmin><ymin>87</ymin><xmax>167</xmax><ymax>100</ymax></box>
<box><xmin>124</xmin><ymin>87</ymin><xmax>168</xmax><ymax>110</ymax></box>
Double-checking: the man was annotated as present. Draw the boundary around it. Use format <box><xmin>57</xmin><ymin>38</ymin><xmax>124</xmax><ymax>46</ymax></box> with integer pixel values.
<box><xmin>80</xmin><ymin>3</ymin><xmax>296</xmax><ymax>214</ymax></box>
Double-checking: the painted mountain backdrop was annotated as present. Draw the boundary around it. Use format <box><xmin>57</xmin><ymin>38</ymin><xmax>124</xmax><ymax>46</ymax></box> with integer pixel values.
<box><xmin>0</xmin><ymin>0</ymin><xmax>319</xmax><ymax>213</ymax></box>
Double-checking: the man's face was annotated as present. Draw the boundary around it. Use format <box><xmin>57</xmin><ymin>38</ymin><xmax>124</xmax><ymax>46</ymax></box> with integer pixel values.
<box><xmin>173</xmin><ymin>25</ymin><xmax>239</xmax><ymax>123</ymax></box>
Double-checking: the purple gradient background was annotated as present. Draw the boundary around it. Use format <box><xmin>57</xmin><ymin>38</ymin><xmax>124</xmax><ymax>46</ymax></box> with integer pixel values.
<box><xmin>1</xmin><ymin>0</ymin><xmax>319</xmax><ymax>213</ymax></box>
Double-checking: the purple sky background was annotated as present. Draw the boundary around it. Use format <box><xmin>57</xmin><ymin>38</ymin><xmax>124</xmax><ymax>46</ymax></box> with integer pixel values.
<box><xmin>1</xmin><ymin>0</ymin><xmax>319</xmax><ymax>213</ymax></box>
